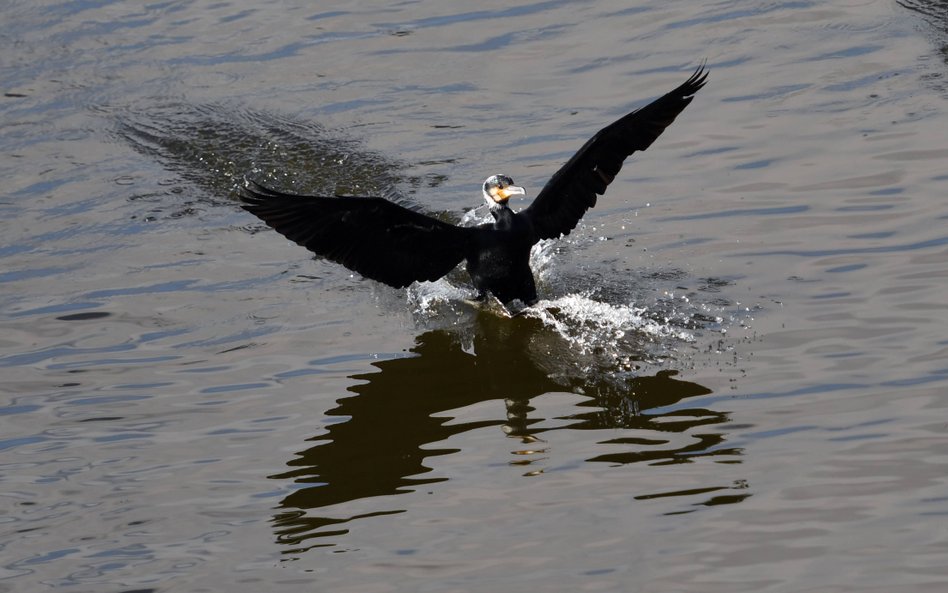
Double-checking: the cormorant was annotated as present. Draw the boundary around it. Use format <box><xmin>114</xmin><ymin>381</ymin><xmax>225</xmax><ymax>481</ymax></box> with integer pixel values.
<box><xmin>238</xmin><ymin>66</ymin><xmax>707</xmax><ymax>309</ymax></box>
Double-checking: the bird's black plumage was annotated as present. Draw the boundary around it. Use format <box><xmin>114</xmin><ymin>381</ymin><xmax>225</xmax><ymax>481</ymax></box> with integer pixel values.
<box><xmin>238</xmin><ymin>180</ymin><xmax>474</xmax><ymax>288</ymax></box>
<box><xmin>238</xmin><ymin>66</ymin><xmax>708</xmax><ymax>308</ymax></box>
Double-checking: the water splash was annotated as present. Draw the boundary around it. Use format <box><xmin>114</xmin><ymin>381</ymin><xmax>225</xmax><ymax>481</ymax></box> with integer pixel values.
<box><xmin>406</xmin><ymin>279</ymin><xmax>476</xmax><ymax>317</ymax></box>
<box><xmin>406</xmin><ymin>206</ymin><xmax>734</xmax><ymax>370</ymax></box>
<box><xmin>529</xmin><ymin>293</ymin><xmax>696</xmax><ymax>347</ymax></box>
<box><xmin>458</xmin><ymin>205</ymin><xmax>489</xmax><ymax>227</ymax></box>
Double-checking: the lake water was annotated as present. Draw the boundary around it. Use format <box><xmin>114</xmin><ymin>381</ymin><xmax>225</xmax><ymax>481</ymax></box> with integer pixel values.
<box><xmin>4</xmin><ymin>1</ymin><xmax>948</xmax><ymax>591</ymax></box>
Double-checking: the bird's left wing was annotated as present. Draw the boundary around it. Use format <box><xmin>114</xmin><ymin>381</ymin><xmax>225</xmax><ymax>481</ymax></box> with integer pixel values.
<box><xmin>522</xmin><ymin>65</ymin><xmax>708</xmax><ymax>241</ymax></box>
<box><xmin>238</xmin><ymin>180</ymin><xmax>475</xmax><ymax>288</ymax></box>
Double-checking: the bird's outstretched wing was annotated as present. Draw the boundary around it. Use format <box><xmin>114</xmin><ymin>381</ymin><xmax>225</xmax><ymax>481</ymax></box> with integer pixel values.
<box><xmin>522</xmin><ymin>65</ymin><xmax>708</xmax><ymax>241</ymax></box>
<box><xmin>238</xmin><ymin>180</ymin><xmax>474</xmax><ymax>288</ymax></box>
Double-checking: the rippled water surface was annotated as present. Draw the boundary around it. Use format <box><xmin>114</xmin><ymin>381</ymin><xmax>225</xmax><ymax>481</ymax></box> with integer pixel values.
<box><xmin>4</xmin><ymin>1</ymin><xmax>948</xmax><ymax>591</ymax></box>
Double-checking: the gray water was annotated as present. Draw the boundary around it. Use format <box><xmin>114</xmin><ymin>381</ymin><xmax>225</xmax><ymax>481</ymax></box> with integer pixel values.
<box><xmin>4</xmin><ymin>1</ymin><xmax>948</xmax><ymax>591</ymax></box>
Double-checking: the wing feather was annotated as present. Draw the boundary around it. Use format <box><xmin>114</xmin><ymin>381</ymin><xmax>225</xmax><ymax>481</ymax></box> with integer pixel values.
<box><xmin>522</xmin><ymin>65</ymin><xmax>708</xmax><ymax>240</ymax></box>
<box><xmin>238</xmin><ymin>180</ymin><xmax>473</xmax><ymax>288</ymax></box>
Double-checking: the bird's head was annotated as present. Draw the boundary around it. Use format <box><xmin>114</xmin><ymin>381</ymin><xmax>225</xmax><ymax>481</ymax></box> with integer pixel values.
<box><xmin>482</xmin><ymin>174</ymin><xmax>525</xmax><ymax>210</ymax></box>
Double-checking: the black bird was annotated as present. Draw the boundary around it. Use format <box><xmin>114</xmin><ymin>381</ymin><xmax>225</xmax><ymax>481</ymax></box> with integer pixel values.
<box><xmin>238</xmin><ymin>66</ymin><xmax>707</xmax><ymax>308</ymax></box>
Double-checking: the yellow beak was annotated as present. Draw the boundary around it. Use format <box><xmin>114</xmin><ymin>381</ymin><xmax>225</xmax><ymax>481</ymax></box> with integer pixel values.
<box><xmin>496</xmin><ymin>185</ymin><xmax>526</xmax><ymax>202</ymax></box>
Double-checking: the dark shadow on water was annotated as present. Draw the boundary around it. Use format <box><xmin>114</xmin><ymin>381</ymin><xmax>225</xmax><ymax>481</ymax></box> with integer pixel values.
<box><xmin>898</xmin><ymin>0</ymin><xmax>948</xmax><ymax>22</ymax></box>
<box><xmin>898</xmin><ymin>1</ymin><xmax>948</xmax><ymax>86</ymax></box>
<box><xmin>109</xmin><ymin>102</ymin><xmax>455</xmax><ymax>221</ymax></box>
<box><xmin>269</xmin><ymin>310</ymin><xmax>742</xmax><ymax>554</ymax></box>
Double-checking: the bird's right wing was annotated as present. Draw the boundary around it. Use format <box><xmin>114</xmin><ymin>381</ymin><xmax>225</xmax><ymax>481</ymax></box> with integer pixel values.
<box><xmin>238</xmin><ymin>180</ymin><xmax>475</xmax><ymax>288</ymax></box>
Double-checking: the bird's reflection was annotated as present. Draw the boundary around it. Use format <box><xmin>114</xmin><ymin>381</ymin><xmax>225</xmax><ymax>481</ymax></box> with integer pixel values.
<box><xmin>269</xmin><ymin>310</ymin><xmax>740</xmax><ymax>552</ymax></box>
